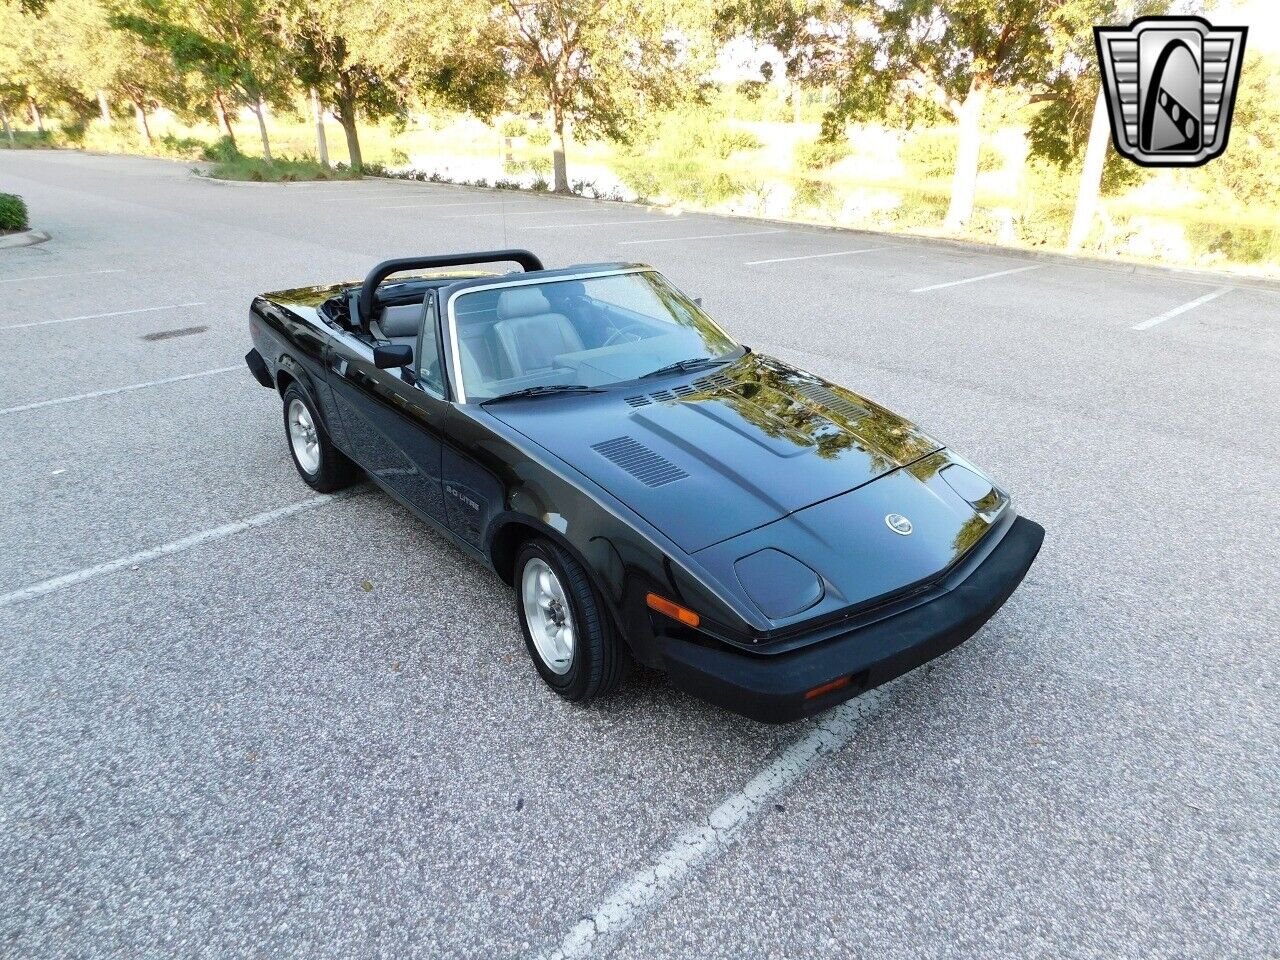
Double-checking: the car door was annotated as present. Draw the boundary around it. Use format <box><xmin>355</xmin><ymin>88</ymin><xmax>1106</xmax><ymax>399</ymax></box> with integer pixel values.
<box><xmin>326</xmin><ymin>295</ymin><xmax>448</xmax><ymax>524</ymax></box>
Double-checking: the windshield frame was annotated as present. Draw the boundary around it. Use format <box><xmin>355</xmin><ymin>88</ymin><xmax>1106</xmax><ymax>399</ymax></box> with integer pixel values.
<box><xmin>442</xmin><ymin>266</ymin><xmax>741</xmax><ymax>403</ymax></box>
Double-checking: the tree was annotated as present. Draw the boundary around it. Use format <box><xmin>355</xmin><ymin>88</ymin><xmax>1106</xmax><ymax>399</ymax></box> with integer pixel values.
<box><xmin>319</xmin><ymin>0</ymin><xmax>507</xmax><ymax>168</ymax></box>
<box><xmin>273</xmin><ymin>0</ymin><xmax>405</xmax><ymax>171</ymax></box>
<box><xmin>1026</xmin><ymin>1</ymin><xmax>1168</xmax><ymax>249</ymax></box>
<box><xmin>497</xmin><ymin>0</ymin><xmax>712</xmax><ymax>193</ymax></box>
<box><xmin>0</xmin><ymin>0</ymin><xmax>97</xmax><ymax>132</ymax></box>
<box><xmin>720</xmin><ymin>0</ymin><xmax>1088</xmax><ymax>230</ymax></box>
<box><xmin>112</xmin><ymin>0</ymin><xmax>289</xmax><ymax>161</ymax></box>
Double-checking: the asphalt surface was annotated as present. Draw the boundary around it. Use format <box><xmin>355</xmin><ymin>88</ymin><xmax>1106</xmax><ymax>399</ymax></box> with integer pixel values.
<box><xmin>1</xmin><ymin>150</ymin><xmax>1277</xmax><ymax>960</ymax></box>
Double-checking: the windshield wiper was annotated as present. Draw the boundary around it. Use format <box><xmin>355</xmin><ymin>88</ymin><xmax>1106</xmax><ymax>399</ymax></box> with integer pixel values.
<box><xmin>481</xmin><ymin>384</ymin><xmax>606</xmax><ymax>404</ymax></box>
<box><xmin>641</xmin><ymin>356</ymin><xmax>733</xmax><ymax>379</ymax></box>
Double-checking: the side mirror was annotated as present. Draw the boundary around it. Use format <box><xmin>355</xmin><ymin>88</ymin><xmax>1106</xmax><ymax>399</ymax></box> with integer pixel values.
<box><xmin>374</xmin><ymin>343</ymin><xmax>413</xmax><ymax>369</ymax></box>
<box><xmin>693</xmin><ymin>296</ymin><xmax>703</xmax><ymax>307</ymax></box>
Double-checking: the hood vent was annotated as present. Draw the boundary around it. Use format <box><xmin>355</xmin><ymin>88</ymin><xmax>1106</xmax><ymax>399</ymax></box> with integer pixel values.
<box><xmin>591</xmin><ymin>436</ymin><xmax>688</xmax><ymax>487</ymax></box>
<box><xmin>694</xmin><ymin>371</ymin><xmax>735</xmax><ymax>391</ymax></box>
<box><xmin>791</xmin><ymin>381</ymin><xmax>870</xmax><ymax>423</ymax></box>
<box><xmin>623</xmin><ymin>382</ymin><xmax>704</xmax><ymax>408</ymax></box>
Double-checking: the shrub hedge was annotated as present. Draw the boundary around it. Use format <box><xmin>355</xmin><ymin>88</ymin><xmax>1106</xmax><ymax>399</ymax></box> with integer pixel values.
<box><xmin>0</xmin><ymin>193</ymin><xmax>29</xmax><ymax>231</ymax></box>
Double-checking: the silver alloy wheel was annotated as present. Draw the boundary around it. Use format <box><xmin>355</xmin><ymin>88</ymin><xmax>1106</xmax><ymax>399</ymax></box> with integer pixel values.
<box><xmin>521</xmin><ymin>557</ymin><xmax>576</xmax><ymax>675</ymax></box>
<box><xmin>287</xmin><ymin>398</ymin><xmax>321</xmax><ymax>475</ymax></box>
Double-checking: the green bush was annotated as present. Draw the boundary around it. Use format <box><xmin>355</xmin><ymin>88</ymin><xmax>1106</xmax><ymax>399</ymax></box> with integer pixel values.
<box><xmin>157</xmin><ymin>133</ymin><xmax>211</xmax><ymax>160</ymax></box>
<box><xmin>900</xmin><ymin>130</ymin><xmax>1000</xmax><ymax>182</ymax></box>
<box><xmin>499</xmin><ymin>117</ymin><xmax>528</xmax><ymax>139</ymax></box>
<box><xmin>795</xmin><ymin>138</ymin><xmax>850</xmax><ymax>171</ymax></box>
<box><xmin>527</xmin><ymin>126</ymin><xmax>551</xmax><ymax>148</ymax></box>
<box><xmin>204</xmin><ymin>154</ymin><xmax>361</xmax><ymax>182</ymax></box>
<box><xmin>1184</xmin><ymin>219</ymin><xmax>1280</xmax><ymax>265</ymax></box>
<box><xmin>200</xmin><ymin>136</ymin><xmax>241</xmax><ymax>163</ymax></box>
<box><xmin>697</xmin><ymin>127</ymin><xmax>762</xmax><ymax>159</ymax></box>
<box><xmin>0</xmin><ymin>193</ymin><xmax>29</xmax><ymax>231</ymax></box>
<box><xmin>0</xmin><ymin>129</ymin><xmax>53</xmax><ymax>150</ymax></box>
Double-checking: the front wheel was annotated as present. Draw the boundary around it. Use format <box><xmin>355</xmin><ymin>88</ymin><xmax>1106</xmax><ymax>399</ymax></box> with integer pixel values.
<box><xmin>281</xmin><ymin>383</ymin><xmax>359</xmax><ymax>493</ymax></box>
<box><xmin>515</xmin><ymin>539</ymin><xmax>628</xmax><ymax>702</ymax></box>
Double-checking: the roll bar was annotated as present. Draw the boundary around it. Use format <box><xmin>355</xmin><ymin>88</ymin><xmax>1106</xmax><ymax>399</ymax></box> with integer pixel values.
<box><xmin>355</xmin><ymin>249</ymin><xmax>544</xmax><ymax>327</ymax></box>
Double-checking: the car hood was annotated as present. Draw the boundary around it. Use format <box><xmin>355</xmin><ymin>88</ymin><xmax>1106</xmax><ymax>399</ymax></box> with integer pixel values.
<box><xmin>487</xmin><ymin>354</ymin><xmax>943</xmax><ymax>553</ymax></box>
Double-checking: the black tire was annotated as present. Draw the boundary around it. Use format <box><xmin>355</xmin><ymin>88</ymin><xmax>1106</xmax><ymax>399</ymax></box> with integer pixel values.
<box><xmin>514</xmin><ymin>538</ymin><xmax>629</xmax><ymax>703</ymax></box>
<box><xmin>281</xmin><ymin>382</ymin><xmax>359</xmax><ymax>493</ymax></box>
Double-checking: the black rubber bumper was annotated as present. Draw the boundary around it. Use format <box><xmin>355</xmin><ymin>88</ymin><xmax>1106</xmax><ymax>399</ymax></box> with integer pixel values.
<box><xmin>660</xmin><ymin>515</ymin><xmax>1045</xmax><ymax>723</ymax></box>
<box><xmin>245</xmin><ymin>348</ymin><xmax>274</xmax><ymax>389</ymax></box>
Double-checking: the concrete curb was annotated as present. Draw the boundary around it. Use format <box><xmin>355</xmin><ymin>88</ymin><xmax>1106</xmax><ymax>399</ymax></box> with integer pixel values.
<box><xmin>359</xmin><ymin>174</ymin><xmax>1280</xmax><ymax>294</ymax></box>
<box><xmin>192</xmin><ymin>166</ymin><xmax>1280</xmax><ymax>294</ymax></box>
<box><xmin>0</xmin><ymin>229</ymin><xmax>50</xmax><ymax>250</ymax></box>
<box><xmin>191</xmin><ymin>167</ymin><xmax>361</xmax><ymax>187</ymax></box>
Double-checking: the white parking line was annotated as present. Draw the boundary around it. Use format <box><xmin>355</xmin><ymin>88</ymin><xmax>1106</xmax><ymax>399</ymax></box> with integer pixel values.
<box><xmin>746</xmin><ymin>248</ymin><xmax>881</xmax><ymax>265</ymax></box>
<box><xmin>0</xmin><ymin>492</ymin><xmax>360</xmax><ymax>609</ymax></box>
<box><xmin>525</xmin><ymin>218</ymin><xmax>684</xmax><ymax>230</ymax></box>
<box><xmin>0</xmin><ymin>268</ymin><xmax>124</xmax><ymax>284</ymax></box>
<box><xmin>619</xmin><ymin>228</ymin><xmax>787</xmax><ymax>246</ymax></box>
<box><xmin>910</xmin><ymin>264</ymin><xmax>1044</xmax><ymax>293</ymax></box>
<box><xmin>0</xmin><ymin>365</ymin><xmax>240</xmax><ymax>415</ymax></box>
<box><xmin>373</xmin><ymin>200</ymin><xmax>539</xmax><ymax>210</ymax></box>
<box><xmin>540</xmin><ymin>683</ymin><xmax>895</xmax><ymax>960</ymax></box>
<box><xmin>309</xmin><ymin>193</ymin><xmax>409</xmax><ymax>203</ymax></box>
<box><xmin>1132</xmin><ymin>286</ymin><xmax>1233</xmax><ymax>331</ymax></box>
<box><xmin>437</xmin><ymin>208</ymin><xmax>615</xmax><ymax>220</ymax></box>
<box><xmin>0</xmin><ymin>301</ymin><xmax>205</xmax><ymax>330</ymax></box>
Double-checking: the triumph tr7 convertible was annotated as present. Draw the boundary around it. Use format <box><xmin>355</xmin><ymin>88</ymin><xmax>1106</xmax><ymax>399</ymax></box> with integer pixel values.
<box><xmin>245</xmin><ymin>249</ymin><xmax>1043</xmax><ymax>722</ymax></box>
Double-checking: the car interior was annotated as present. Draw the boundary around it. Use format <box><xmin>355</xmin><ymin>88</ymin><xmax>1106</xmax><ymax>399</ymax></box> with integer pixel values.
<box><xmin>362</xmin><ymin>271</ymin><xmax>739</xmax><ymax>401</ymax></box>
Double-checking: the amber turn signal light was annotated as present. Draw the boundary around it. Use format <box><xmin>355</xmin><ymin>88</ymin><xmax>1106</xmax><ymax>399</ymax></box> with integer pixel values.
<box><xmin>803</xmin><ymin>675</ymin><xmax>852</xmax><ymax>700</ymax></box>
<box><xmin>645</xmin><ymin>592</ymin><xmax>701</xmax><ymax>628</ymax></box>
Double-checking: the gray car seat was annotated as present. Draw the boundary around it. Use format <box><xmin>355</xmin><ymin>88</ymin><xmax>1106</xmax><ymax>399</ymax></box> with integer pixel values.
<box><xmin>375</xmin><ymin>304</ymin><xmax>423</xmax><ymax>347</ymax></box>
<box><xmin>493</xmin><ymin>288</ymin><xmax>584</xmax><ymax>376</ymax></box>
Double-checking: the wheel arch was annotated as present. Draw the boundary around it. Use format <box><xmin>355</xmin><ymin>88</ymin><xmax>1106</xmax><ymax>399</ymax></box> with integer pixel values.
<box><xmin>487</xmin><ymin>514</ymin><xmax>627</xmax><ymax>634</ymax></box>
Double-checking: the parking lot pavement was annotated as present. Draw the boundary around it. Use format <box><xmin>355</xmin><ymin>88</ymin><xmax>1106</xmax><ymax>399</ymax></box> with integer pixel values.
<box><xmin>2</xmin><ymin>150</ymin><xmax>1277</xmax><ymax>959</ymax></box>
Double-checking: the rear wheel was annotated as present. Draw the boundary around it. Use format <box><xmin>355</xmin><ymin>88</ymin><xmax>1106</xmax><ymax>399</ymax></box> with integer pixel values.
<box><xmin>281</xmin><ymin>383</ymin><xmax>358</xmax><ymax>492</ymax></box>
<box><xmin>515</xmin><ymin>539</ymin><xmax>628</xmax><ymax>702</ymax></box>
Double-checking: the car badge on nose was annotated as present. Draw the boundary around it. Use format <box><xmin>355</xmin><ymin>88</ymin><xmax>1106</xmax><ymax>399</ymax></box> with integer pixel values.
<box><xmin>885</xmin><ymin>513</ymin><xmax>913</xmax><ymax>536</ymax></box>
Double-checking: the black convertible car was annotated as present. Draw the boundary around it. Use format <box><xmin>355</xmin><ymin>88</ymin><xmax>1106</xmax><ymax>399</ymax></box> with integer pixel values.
<box><xmin>245</xmin><ymin>250</ymin><xmax>1043</xmax><ymax>722</ymax></box>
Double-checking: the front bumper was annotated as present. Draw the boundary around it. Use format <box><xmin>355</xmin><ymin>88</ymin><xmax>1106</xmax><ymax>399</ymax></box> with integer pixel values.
<box><xmin>659</xmin><ymin>515</ymin><xmax>1045</xmax><ymax>723</ymax></box>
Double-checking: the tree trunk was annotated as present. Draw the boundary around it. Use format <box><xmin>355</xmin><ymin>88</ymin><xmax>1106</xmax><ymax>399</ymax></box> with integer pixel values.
<box><xmin>134</xmin><ymin>101</ymin><xmax>153</xmax><ymax>145</ymax></box>
<box><xmin>213</xmin><ymin>89</ymin><xmax>237</xmax><ymax>148</ymax></box>
<box><xmin>252</xmin><ymin>98</ymin><xmax>272</xmax><ymax>163</ymax></box>
<box><xmin>29</xmin><ymin>99</ymin><xmax>43</xmax><ymax>134</ymax></box>
<box><xmin>310</xmin><ymin>87</ymin><xmax>330</xmax><ymax>168</ymax></box>
<box><xmin>551</xmin><ymin>108</ymin><xmax>569</xmax><ymax>194</ymax></box>
<box><xmin>1067</xmin><ymin>85</ymin><xmax>1111</xmax><ymax>252</ymax></box>
<box><xmin>792</xmin><ymin>82</ymin><xmax>802</xmax><ymax>125</ymax></box>
<box><xmin>1</xmin><ymin>104</ymin><xmax>13</xmax><ymax>145</ymax></box>
<box><xmin>97</xmin><ymin>90</ymin><xmax>110</xmax><ymax>123</ymax></box>
<box><xmin>943</xmin><ymin>77</ymin><xmax>988</xmax><ymax>232</ymax></box>
<box><xmin>335</xmin><ymin>90</ymin><xmax>362</xmax><ymax>172</ymax></box>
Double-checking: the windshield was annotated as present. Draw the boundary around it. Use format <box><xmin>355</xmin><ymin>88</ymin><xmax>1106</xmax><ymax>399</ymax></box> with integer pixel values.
<box><xmin>448</xmin><ymin>270</ymin><xmax>742</xmax><ymax>401</ymax></box>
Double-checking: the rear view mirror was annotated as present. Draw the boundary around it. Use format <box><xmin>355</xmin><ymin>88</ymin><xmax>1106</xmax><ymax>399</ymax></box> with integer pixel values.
<box><xmin>374</xmin><ymin>343</ymin><xmax>413</xmax><ymax>369</ymax></box>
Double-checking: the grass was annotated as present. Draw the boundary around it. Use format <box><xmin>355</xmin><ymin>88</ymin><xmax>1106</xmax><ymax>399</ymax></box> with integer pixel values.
<box><xmin>202</xmin><ymin>154</ymin><xmax>362</xmax><ymax>182</ymax></box>
<box><xmin>0</xmin><ymin>130</ymin><xmax>55</xmax><ymax>150</ymax></box>
<box><xmin>0</xmin><ymin>193</ymin><xmax>29</xmax><ymax>232</ymax></box>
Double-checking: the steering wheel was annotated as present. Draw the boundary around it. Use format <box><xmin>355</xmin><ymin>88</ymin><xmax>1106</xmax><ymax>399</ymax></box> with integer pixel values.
<box><xmin>603</xmin><ymin>322</ymin><xmax>644</xmax><ymax>347</ymax></box>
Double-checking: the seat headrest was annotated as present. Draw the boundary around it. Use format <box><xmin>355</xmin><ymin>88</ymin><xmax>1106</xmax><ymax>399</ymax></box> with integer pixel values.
<box><xmin>496</xmin><ymin>287</ymin><xmax>551</xmax><ymax>320</ymax></box>
<box><xmin>380</xmin><ymin>304</ymin><xmax>423</xmax><ymax>338</ymax></box>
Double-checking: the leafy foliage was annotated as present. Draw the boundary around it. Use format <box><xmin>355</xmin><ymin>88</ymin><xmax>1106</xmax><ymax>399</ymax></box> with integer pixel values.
<box><xmin>0</xmin><ymin>192</ymin><xmax>28</xmax><ymax>230</ymax></box>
